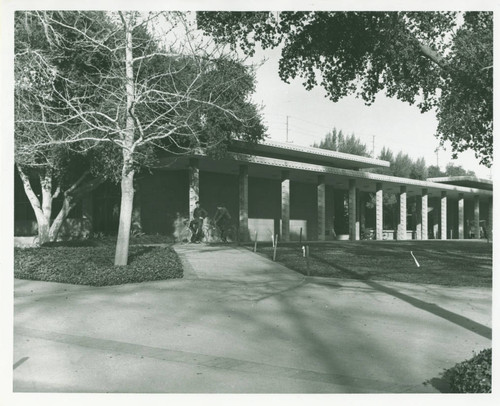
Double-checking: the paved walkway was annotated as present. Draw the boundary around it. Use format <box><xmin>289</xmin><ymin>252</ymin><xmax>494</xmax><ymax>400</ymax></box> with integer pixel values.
<box><xmin>13</xmin><ymin>244</ymin><xmax>492</xmax><ymax>393</ymax></box>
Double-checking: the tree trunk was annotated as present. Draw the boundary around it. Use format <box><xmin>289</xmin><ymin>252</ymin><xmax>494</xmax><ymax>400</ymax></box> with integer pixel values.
<box><xmin>18</xmin><ymin>163</ymin><xmax>105</xmax><ymax>244</ymax></box>
<box><xmin>49</xmin><ymin>197</ymin><xmax>74</xmax><ymax>242</ymax></box>
<box><xmin>16</xmin><ymin>164</ymin><xmax>52</xmax><ymax>245</ymax></box>
<box><xmin>36</xmin><ymin>215</ymin><xmax>51</xmax><ymax>245</ymax></box>
<box><xmin>39</xmin><ymin>171</ymin><xmax>54</xmax><ymax>244</ymax></box>
<box><xmin>49</xmin><ymin>176</ymin><xmax>104</xmax><ymax>242</ymax></box>
<box><xmin>114</xmin><ymin>13</ymin><xmax>136</xmax><ymax>266</ymax></box>
<box><xmin>114</xmin><ymin>164</ymin><xmax>135</xmax><ymax>265</ymax></box>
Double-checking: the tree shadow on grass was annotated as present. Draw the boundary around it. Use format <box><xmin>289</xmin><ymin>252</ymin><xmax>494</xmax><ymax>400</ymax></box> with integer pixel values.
<box><xmin>128</xmin><ymin>246</ymin><xmax>155</xmax><ymax>263</ymax></box>
<box><xmin>309</xmin><ymin>254</ymin><xmax>492</xmax><ymax>340</ymax></box>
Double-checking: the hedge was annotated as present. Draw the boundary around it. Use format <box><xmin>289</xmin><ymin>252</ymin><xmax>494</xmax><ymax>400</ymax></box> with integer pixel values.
<box><xmin>14</xmin><ymin>244</ymin><xmax>183</xmax><ymax>286</ymax></box>
<box><xmin>444</xmin><ymin>348</ymin><xmax>492</xmax><ymax>393</ymax></box>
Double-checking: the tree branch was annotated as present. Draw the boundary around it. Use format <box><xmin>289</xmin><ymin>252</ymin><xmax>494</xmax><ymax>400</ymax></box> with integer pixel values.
<box><xmin>16</xmin><ymin>164</ymin><xmax>43</xmax><ymax>214</ymax></box>
<box><xmin>418</xmin><ymin>42</ymin><xmax>448</xmax><ymax>69</ymax></box>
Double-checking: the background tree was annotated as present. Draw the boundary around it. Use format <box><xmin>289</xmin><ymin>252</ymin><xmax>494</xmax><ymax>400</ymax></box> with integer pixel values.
<box><xmin>391</xmin><ymin>152</ymin><xmax>413</xmax><ymax>178</ymax></box>
<box><xmin>427</xmin><ymin>165</ymin><xmax>446</xmax><ymax>178</ymax></box>
<box><xmin>198</xmin><ymin>11</ymin><xmax>493</xmax><ymax>166</ymax></box>
<box><xmin>15</xmin><ymin>11</ymin><xmax>110</xmax><ymax>244</ymax></box>
<box><xmin>427</xmin><ymin>162</ymin><xmax>476</xmax><ymax>178</ymax></box>
<box><xmin>444</xmin><ymin>162</ymin><xmax>476</xmax><ymax>177</ymax></box>
<box><xmin>15</xmin><ymin>11</ymin><xmax>266</xmax><ymax>264</ymax></box>
<box><xmin>312</xmin><ymin>127</ymin><xmax>370</xmax><ymax>156</ymax></box>
<box><xmin>410</xmin><ymin>157</ymin><xmax>428</xmax><ymax>180</ymax></box>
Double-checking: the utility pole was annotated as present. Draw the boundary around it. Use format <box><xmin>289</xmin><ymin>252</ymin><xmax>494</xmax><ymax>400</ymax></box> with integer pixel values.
<box><xmin>435</xmin><ymin>147</ymin><xmax>440</xmax><ymax>168</ymax></box>
<box><xmin>372</xmin><ymin>135</ymin><xmax>375</xmax><ymax>158</ymax></box>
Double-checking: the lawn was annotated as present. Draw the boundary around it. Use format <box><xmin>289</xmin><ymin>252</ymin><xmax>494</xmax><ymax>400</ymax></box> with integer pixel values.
<box><xmin>14</xmin><ymin>237</ymin><xmax>183</xmax><ymax>286</ymax></box>
<box><xmin>257</xmin><ymin>241</ymin><xmax>492</xmax><ymax>287</ymax></box>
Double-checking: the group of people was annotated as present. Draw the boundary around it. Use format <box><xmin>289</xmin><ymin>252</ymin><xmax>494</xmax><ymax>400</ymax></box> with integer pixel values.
<box><xmin>189</xmin><ymin>201</ymin><xmax>232</xmax><ymax>243</ymax></box>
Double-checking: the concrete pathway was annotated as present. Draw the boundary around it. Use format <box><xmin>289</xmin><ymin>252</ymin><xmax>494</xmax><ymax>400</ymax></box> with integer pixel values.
<box><xmin>13</xmin><ymin>244</ymin><xmax>492</xmax><ymax>393</ymax></box>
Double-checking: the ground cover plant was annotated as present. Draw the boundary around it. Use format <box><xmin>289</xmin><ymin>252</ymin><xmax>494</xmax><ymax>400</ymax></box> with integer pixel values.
<box><xmin>256</xmin><ymin>241</ymin><xmax>492</xmax><ymax>287</ymax></box>
<box><xmin>14</xmin><ymin>239</ymin><xmax>183</xmax><ymax>286</ymax></box>
<box><xmin>443</xmin><ymin>348</ymin><xmax>492</xmax><ymax>393</ymax></box>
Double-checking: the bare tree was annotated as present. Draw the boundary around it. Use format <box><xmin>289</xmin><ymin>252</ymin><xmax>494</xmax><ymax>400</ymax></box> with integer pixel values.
<box><xmin>15</xmin><ymin>11</ymin><xmax>265</xmax><ymax>264</ymax></box>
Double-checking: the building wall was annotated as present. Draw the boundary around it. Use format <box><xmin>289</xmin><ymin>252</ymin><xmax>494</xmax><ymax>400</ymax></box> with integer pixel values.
<box><xmin>248</xmin><ymin>176</ymin><xmax>281</xmax><ymax>220</ymax></box>
<box><xmin>447</xmin><ymin>198</ymin><xmax>458</xmax><ymax>239</ymax></box>
<box><xmin>92</xmin><ymin>182</ymin><xmax>121</xmax><ymax>235</ymax></box>
<box><xmin>325</xmin><ymin>185</ymin><xmax>336</xmax><ymax>239</ymax></box>
<box><xmin>200</xmin><ymin>171</ymin><xmax>239</xmax><ymax>222</ymax></box>
<box><xmin>140</xmin><ymin>170</ymin><xmax>189</xmax><ymax>235</ymax></box>
<box><xmin>290</xmin><ymin>181</ymin><xmax>318</xmax><ymax>240</ymax></box>
<box><xmin>333</xmin><ymin>189</ymin><xmax>349</xmax><ymax>235</ymax></box>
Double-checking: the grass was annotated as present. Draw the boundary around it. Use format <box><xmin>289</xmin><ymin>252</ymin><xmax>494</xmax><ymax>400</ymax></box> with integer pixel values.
<box><xmin>257</xmin><ymin>241</ymin><xmax>492</xmax><ymax>287</ymax></box>
<box><xmin>14</xmin><ymin>238</ymin><xmax>183</xmax><ymax>286</ymax></box>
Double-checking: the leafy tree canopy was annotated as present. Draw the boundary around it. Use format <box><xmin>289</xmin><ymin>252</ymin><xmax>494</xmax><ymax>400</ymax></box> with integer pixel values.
<box><xmin>198</xmin><ymin>11</ymin><xmax>493</xmax><ymax>166</ymax></box>
<box><xmin>312</xmin><ymin>127</ymin><xmax>370</xmax><ymax>157</ymax></box>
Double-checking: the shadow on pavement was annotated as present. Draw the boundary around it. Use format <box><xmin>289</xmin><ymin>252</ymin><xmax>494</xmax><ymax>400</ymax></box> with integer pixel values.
<box><xmin>424</xmin><ymin>377</ymin><xmax>452</xmax><ymax>393</ymax></box>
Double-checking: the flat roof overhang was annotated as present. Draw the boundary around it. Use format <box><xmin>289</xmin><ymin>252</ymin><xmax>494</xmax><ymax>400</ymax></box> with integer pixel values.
<box><xmin>229</xmin><ymin>140</ymin><xmax>390</xmax><ymax>170</ymax></box>
<box><xmin>156</xmin><ymin>153</ymin><xmax>492</xmax><ymax>201</ymax></box>
<box><xmin>427</xmin><ymin>176</ymin><xmax>493</xmax><ymax>191</ymax></box>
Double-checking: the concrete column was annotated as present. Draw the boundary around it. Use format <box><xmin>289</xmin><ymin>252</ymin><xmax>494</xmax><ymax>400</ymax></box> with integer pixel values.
<box><xmin>317</xmin><ymin>175</ymin><xmax>326</xmax><ymax>241</ymax></box>
<box><xmin>421</xmin><ymin>188</ymin><xmax>428</xmax><ymax>240</ymax></box>
<box><xmin>441</xmin><ymin>191</ymin><xmax>447</xmax><ymax>240</ymax></box>
<box><xmin>458</xmin><ymin>193</ymin><xmax>464</xmax><ymax>239</ymax></box>
<box><xmin>189</xmin><ymin>158</ymin><xmax>199</xmax><ymax>218</ymax></box>
<box><xmin>239</xmin><ymin>165</ymin><xmax>249</xmax><ymax>242</ymax></box>
<box><xmin>375</xmin><ymin>182</ymin><xmax>383</xmax><ymax>240</ymax></box>
<box><xmin>398</xmin><ymin>185</ymin><xmax>407</xmax><ymax>240</ymax></box>
<box><xmin>474</xmin><ymin>195</ymin><xmax>481</xmax><ymax>239</ymax></box>
<box><xmin>487</xmin><ymin>197</ymin><xmax>493</xmax><ymax>242</ymax></box>
<box><xmin>281</xmin><ymin>170</ymin><xmax>290</xmax><ymax>242</ymax></box>
<box><xmin>348</xmin><ymin>179</ymin><xmax>357</xmax><ymax>241</ymax></box>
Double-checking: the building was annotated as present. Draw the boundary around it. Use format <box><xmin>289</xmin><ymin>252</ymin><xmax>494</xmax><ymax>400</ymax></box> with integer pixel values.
<box><xmin>14</xmin><ymin>140</ymin><xmax>493</xmax><ymax>243</ymax></box>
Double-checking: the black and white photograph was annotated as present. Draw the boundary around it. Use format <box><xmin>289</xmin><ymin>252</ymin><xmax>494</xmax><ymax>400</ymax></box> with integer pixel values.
<box><xmin>1</xmin><ymin>0</ymin><xmax>497</xmax><ymax>403</ymax></box>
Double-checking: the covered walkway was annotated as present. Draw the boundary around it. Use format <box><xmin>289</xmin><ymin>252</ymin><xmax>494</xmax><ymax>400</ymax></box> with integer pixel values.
<box><xmin>157</xmin><ymin>140</ymin><xmax>493</xmax><ymax>243</ymax></box>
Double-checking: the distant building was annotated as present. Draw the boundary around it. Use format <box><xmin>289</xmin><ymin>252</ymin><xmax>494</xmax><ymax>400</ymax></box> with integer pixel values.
<box><xmin>15</xmin><ymin>140</ymin><xmax>493</xmax><ymax>242</ymax></box>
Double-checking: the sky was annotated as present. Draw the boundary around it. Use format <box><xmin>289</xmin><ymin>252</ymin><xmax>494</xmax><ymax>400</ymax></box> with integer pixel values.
<box><xmin>248</xmin><ymin>46</ymin><xmax>492</xmax><ymax>178</ymax></box>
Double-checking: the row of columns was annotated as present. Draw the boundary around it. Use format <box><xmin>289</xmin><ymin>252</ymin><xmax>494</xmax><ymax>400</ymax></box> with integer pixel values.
<box><xmin>360</xmin><ymin>181</ymin><xmax>488</xmax><ymax>241</ymax></box>
<box><xmin>188</xmin><ymin>159</ymin><xmax>491</xmax><ymax>242</ymax></box>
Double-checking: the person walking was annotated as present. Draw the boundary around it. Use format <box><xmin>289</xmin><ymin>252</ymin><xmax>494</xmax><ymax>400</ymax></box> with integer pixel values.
<box><xmin>189</xmin><ymin>201</ymin><xmax>207</xmax><ymax>243</ymax></box>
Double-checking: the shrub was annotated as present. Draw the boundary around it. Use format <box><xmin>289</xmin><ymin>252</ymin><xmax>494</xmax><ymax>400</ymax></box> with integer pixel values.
<box><xmin>14</xmin><ymin>244</ymin><xmax>183</xmax><ymax>286</ymax></box>
<box><xmin>444</xmin><ymin>348</ymin><xmax>492</xmax><ymax>393</ymax></box>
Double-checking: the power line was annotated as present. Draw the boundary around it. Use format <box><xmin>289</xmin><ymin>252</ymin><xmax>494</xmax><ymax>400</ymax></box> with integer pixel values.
<box><xmin>265</xmin><ymin>112</ymin><xmax>442</xmax><ymax>158</ymax></box>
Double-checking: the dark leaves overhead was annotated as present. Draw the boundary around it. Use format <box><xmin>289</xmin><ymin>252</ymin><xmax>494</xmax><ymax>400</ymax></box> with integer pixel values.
<box><xmin>198</xmin><ymin>11</ymin><xmax>493</xmax><ymax>166</ymax></box>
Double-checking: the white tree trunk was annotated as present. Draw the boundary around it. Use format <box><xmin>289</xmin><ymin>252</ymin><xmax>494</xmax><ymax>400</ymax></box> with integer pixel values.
<box><xmin>114</xmin><ymin>164</ymin><xmax>135</xmax><ymax>265</ymax></box>
<box><xmin>114</xmin><ymin>13</ymin><xmax>136</xmax><ymax>266</ymax></box>
<box><xmin>16</xmin><ymin>164</ymin><xmax>52</xmax><ymax>245</ymax></box>
<box><xmin>49</xmin><ymin>197</ymin><xmax>74</xmax><ymax>242</ymax></box>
